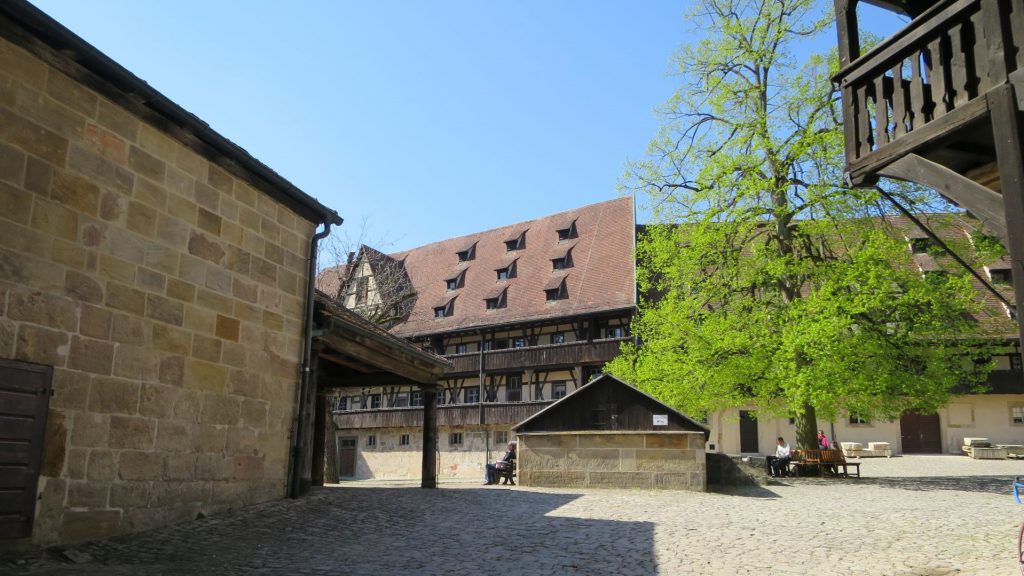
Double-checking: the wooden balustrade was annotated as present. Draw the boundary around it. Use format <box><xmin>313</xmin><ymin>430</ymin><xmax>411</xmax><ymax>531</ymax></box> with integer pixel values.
<box><xmin>836</xmin><ymin>0</ymin><xmax>1024</xmax><ymax>180</ymax></box>
<box><xmin>444</xmin><ymin>337</ymin><xmax>629</xmax><ymax>374</ymax></box>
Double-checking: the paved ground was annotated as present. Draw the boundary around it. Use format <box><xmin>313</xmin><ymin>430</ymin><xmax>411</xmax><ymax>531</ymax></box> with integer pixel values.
<box><xmin>1</xmin><ymin>455</ymin><xmax>1023</xmax><ymax>576</ymax></box>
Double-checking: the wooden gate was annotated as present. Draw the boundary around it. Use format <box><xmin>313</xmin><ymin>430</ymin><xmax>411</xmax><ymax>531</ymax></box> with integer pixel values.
<box><xmin>739</xmin><ymin>410</ymin><xmax>758</xmax><ymax>454</ymax></box>
<box><xmin>337</xmin><ymin>436</ymin><xmax>357</xmax><ymax>478</ymax></box>
<box><xmin>900</xmin><ymin>411</ymin><xmax>942</xmax><ymax>454</ymax></box>
<box><xmin>0</xmin><ymin>359</ymin><xmax>53</xmax><ymax>540</ymax></box>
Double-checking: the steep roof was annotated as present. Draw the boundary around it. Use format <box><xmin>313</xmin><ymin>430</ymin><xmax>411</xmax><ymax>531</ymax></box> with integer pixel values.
<box><xmin>388</xmin><ymin>197</ymin><xmax>636</xmax><ymax>337</ymax></box>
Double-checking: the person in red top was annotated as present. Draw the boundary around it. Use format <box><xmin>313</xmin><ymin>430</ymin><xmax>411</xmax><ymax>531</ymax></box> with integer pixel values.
<box><xmin>817</xmin><ymin>430</ymin><xmax>830</xmax><ymax>449</ymax></box>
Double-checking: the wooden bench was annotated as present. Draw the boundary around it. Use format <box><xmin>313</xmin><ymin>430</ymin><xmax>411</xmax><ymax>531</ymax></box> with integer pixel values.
<box><xmin>494</xmin><ymin>460</ymin><xmax>516</xmax><ymax>485</ymax></box>
<box><xmin>788</xmin><ymin>449</ymin><xmax>860</xmax><ymax>478</ymax></box>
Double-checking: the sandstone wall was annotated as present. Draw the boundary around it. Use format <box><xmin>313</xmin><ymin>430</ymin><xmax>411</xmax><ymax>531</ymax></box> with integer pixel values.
<box><xmin>518</xmin><ymin>432</ymin><xmax>706</xmax><ymax>491</ymax></box>
<box><xmin>339</xmin><ymin>427</ymin><xmax>512</xmax><ymax>481</ymax></box>
<box><xmin>0</xmin><ymin>36</ymin><xmax>316</xmax><ymax>544</ymax></box>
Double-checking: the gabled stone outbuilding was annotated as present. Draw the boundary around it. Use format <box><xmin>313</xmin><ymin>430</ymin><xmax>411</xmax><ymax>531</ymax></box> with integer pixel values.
<box><xmin>512</xmin><ymin>375</ymin><xmax>709</xmax><ymax>491</ymax></box>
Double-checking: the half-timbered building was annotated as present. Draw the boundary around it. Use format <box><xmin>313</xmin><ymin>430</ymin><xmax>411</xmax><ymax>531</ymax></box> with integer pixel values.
<box><xmin>323</xmin><ymin>197</ymin><xmax>637</xmax><ymax>480</ymax></box>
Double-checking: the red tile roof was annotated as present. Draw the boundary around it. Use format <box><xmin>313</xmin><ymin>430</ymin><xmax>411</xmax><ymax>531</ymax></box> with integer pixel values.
<box><xmin>389</xmin><ymin>197</ymin><xmax>635</xmax><ymax>337</ymax></box>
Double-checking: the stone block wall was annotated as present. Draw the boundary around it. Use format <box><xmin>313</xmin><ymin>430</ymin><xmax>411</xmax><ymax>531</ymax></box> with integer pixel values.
<box><xmin>340</xmin><ymin>426</ymin><xmax>514</xmax><ymax>481</ymax></box>
<box><xmin>0</xmin><ymin>36</ymin><xmax>316</xmax><ymax>544</ymax></box>
<box><xmin>518</xmin><ymin>432</ymin><xmax>706</xmax><ymax>491</ymax></box>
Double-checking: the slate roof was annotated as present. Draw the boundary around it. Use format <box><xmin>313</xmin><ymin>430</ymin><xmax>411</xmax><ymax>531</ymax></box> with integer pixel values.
<box><xmin>388</xmin><ymin>197</ymin><xmax>636</xmax><ymax>338</ymax></box>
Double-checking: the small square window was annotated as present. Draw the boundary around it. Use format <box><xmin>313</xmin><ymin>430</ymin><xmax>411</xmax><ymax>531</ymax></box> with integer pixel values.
<box><xmin>369</xmin><ymin>394</ymin><xmax>381</xmax><ymax>409</ymax></box>
<box><xmin>545</xmin><ymin>288</ymin><xmax>563</xmax><ymax>302</ymax></box>
<box><xmin>481</xmin><ymin>340</ymin><xmax>493</xmax><ymax>351</ymax></box>
<box><xmin>366</xmin><ymin>435</ymin><xmax>376</xmax><ymax>447</ymax></box>
<box><xmin>495</xmin><ymin>431</ymin><xmax>509</xmax><ymax>445</ymax></box>
<box><xmin>449</xmin><ymin>432</ymin><xmax>463</xmax><ymax>445</ymax></box>
<box><xmin>512</xmin><ymin>338</ymin><xmax>527</xmax><ymax>348</ymax></box>
<box><xmin>551</xmin><ymin>332</ymin><xmax>565</xmax><ymax>344</ymax></box>
<box><xmin>457</xmin><ymin>244</ymin><xmax>475</xmax><ymax>262</ymax></box>
<box><xmin>552</xmin><ymin>381</ymin><xmax>567</xmax><ymax>399</ymax></box>
<box><xmin>485</xmin><ymin>297</ymin><xmax>504</xmax><ymax>310</ymax></box>
<box><xmin>552</xmin><ymin>258</ymin><xmax>566</xmax><ymax>271</ymax></box>
<box><xmin>400</xmin><ymin>434</ymin><xmax>410</xmax><ymax>446</ymax></box>
<box><xmin>446</xmin><ymin>278</ymin><xmax>459</xmax><ymax>290</ymax></box>
<box><xmin>410</xmin><ymin>391</ymin><xmax>423</xmax><ymax>406</ymax></box>
<box><xmin>337</xmin><ymin>396</ymin><xmax>348</xmax><ymax>411</ymax></box>
<box><xmin>605</xmin><ymin>326</ymin><xmax>625</xmax><ymax>338</ymax></box>
<box><xmin>454</xmin><ymin>343</ymin><xmax>469</xmax><ymax>354</ymax></box>
<box><xmin>492</xmin><ymin>339</ymin><xmax>508</xmax><ymax>350</ymax></box>
<box><xmin>436</xmin><ymin>390</ymin><xmax>447</xmax><ymax>406</ymax></box>
<box><xmin>434</xmin><ymin>307</ymin><xmax>447</xmax><ymax>318</ymax></box>
<box><xmin>1012</xmin><ymin>406</ymin><xmax>1024</xmax><ymax>424</ymax></box>
<box><xmin>557</xmin><ymin>229</ymin><xmax>571</xmax><ymax>241</ymax></box>
<box><xmin>849</xmin><ymin>413</ymin><xmax>869</xmax><ymax>425</ymax></box>
<box><xmin>464</xmin><ymin>387</ymin><xmax>480</xmax><ymax>403</ymax></box>
<box><xmin>506</xmin><ymin>375</ymin><xmax>522</xmax><ymax>402</ymax></box>
<box><xmin>991</xmin><ymin>269</ymin><xmax>1013</xmax><ymax>284</ymax></box>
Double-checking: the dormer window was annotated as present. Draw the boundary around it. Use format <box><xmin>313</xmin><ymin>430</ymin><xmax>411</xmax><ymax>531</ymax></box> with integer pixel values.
<box><xmin>485</xmin><ymin>286</ymin><xmax>507</xmax><ymax>310</ymax></box>
<box><xmin>434</xmin><ymin>296</ymin><xmax>455</xmax><ymax>318</ymax></box>
<box><xmin>556</xmin><ymin>220</ymin><xmax>577</xmax><ymax>242</ymax></box>
<box><xmin>990</xmin><ymin>267</ymin><xmax>1013</xmax><ymax>285</ymax></box>
<box><xmin>504</xmin><ymin>230</ymin><xmax>526</xmax><ymax>251</ymax></box>
<box><xmin>908</xmin><ymin>237</ymin><xmax>935</xmax><ymax>254</ymax></box>
<box><xmin>456</xmin><ymin>242</ymin><xmax>477</xmax><ymax>263</ymax></box>
<box><xmin>445</xmin><ymin>269</ymin><xmax>466</xmax><ymax>291</ymax></box>
<box><xmin>495</xmin><ymin>259</ymin><xmax>517</xmax><ymax>281</ymax></box>
<box><xmin>551</xmin><ymin>245</ymin><xmax>574</xmax><ymax>271</ymax></box>
<box><xmin>545</xmin><ymin>275</ymin><xmax>568</xmax><ymax>301</ymax></box>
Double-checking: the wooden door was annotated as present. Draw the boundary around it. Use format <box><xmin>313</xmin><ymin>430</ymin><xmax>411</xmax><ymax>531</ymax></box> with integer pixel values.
<box><xmin>739</xmin><ymin>411</ymin><xmax>759</xmax><ymax>454</ymax></box>
<box><xmin>337</xmin><ymin>436</ymin><xmax>357</xmax><ymax>478</ymax></box>
<box><xmin>900</xmin><ymin>411</ymin><xmax>942</xmax><ymax>453</ymax></box>
<box><xmin>0</xmin><ymin>359</ymin><xmax>53</xmax><ymax>540</ymax></box>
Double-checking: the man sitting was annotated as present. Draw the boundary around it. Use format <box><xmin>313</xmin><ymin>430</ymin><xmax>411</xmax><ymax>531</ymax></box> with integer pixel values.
<box><xmin>766</xmin><ymin>436</ymin><xmax>791</xmax><ymax>477</ymax></box>
<box><xmin>484</xmin><ymin>441</ymin><xmax>516</xmax><ymax>485</ymax></box>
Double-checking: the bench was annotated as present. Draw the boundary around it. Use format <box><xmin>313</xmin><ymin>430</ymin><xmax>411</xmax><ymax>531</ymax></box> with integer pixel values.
<box><xmin>494</xmin><ymin>460</ymin><xmax>516</xmax><ymax>485</ymax></box>
<box><xmin>788</xmin><ymin>449</ymin><xmax>860</xmax><ymax>478</ymax></box>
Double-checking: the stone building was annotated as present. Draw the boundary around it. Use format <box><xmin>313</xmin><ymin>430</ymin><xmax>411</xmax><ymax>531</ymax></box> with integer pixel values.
<box><xmin>325</xmin><ymin>197</ymin><xmax>637</xmax><ymax>480</ymax></box>
<box><xmin>513</xmin><ymin>374</ymin><xmax>709</xmax><ymax>491</ymax></box>
<box><xmin>0</xmin><ymin>1</ymin><xmax>352</xmax><ymax>544</ymax></box>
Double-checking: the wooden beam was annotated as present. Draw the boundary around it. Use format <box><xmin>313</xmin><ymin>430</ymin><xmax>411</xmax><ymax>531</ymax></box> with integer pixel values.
<box><xmin>319</xmin><ymin>372</ymin><xmax>422</xmax><ymax>389</ymax></box>
<box><xmin>876</xmin><ymin>153</ymin><xmax>1007</xmax><ymax>240</ymax></box>
<box><xmin>420</xmin><ymin>387</ymin><xmax>438</xmax><ymax>489</ymax></box>
<box><xmin>989</xmin><ymin>84</ymin><xmax>1024</xmax><ymax>365</ymax></box>
<box><xmin>319</xmin><ymin>331</ymin><xmax>442</xmax><ymax>384</ymax></box>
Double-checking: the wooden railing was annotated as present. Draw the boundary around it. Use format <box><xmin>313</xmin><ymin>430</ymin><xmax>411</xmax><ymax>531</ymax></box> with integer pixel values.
<box><xmin>444</xmin><ymin>337</ymin><xmax>630</xmax><ymax>374</ymax></box>
<box><xmin>836</xmin><ymin>0</ymin><xmax>1024</xmax><ymax>177</ymax></box>
<box><xmin>332</xmin><ymin>401</ymin><xmax>552</xmax><ymax>429</ymax></box>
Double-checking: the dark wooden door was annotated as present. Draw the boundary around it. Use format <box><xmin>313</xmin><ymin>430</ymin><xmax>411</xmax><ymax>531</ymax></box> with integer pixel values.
<box><xmin>900</xmin><ymin>411</ymin><xmax>942</xmax><ymax>453</ymax></box>
<box><xmin>739</xmin><ymin>410</ymin><xmax>758</xmax><ymax>454</ymax></box>
<box><xmin>0</xmin><ymin>359</ymin><xmax>53</xmax><ymax>540</ymax></box>
<box><xmin>337</xmin><ymin>437</ymin><xmax>357</xmax><ymax>478</ymax></box>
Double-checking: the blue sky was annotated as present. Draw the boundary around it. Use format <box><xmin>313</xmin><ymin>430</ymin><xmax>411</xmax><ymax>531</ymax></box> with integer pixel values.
<box><xmin>32</xmin><ymin>1</ymin><xmax>904</xmax><ymax>254</ymax></box>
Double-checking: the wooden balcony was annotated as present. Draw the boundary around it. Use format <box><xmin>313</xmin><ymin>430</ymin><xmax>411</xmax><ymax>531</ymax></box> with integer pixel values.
<box><xmin>332</xmin><ymin>400</ymin><xmax>552</xmax><ymax>429</ymax></box>
<box><xmin>836</xmin><ymin>0</ymin><xmax>1024</xmax><ymax>186</ymax></box>
<box><xmin>443</xmin><ymin>337</ymin><xmax>629</xmax><ymax>375</ymax></box>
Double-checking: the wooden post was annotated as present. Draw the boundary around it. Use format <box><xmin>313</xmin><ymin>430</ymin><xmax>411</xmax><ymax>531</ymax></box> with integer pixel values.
<box><xmin>833</xmin><ymin>0</ymin><xmax>859</xmax><ymax>68</ymax></box>
<box><xmin>311</xmin><ymin>390</ymin><xmax>327</xmax><ymax>487</ymax></box>
<box><xmin>421</xmin><ymin>385</ymin><xmax>438</xmax><ymax>489</ymax></box>
<box><xmin>324</xmin><ymin>400</ymin><xmax>339</xmax><ymax>484</ymax></box>
<box><xmin>990</xmin><ymin>83</ymin><xmax>1024</xmax><ymax>371</ymax></box>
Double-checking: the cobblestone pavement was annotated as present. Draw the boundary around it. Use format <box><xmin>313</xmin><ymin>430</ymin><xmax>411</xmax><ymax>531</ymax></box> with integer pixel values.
<box><xmin>2</xmin><ymin>455</ymin><xmax>1023</xmax><ymax>576</ymax></box>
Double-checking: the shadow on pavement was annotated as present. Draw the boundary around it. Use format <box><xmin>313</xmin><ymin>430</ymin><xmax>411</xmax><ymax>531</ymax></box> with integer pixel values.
<box><xmin>1</xmin><ymin>485</ymin><xmax>660</xmax><ymax>576</ymax></box>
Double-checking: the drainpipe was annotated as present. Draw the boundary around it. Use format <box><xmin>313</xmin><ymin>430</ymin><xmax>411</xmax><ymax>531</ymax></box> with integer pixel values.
<box><xmin>288</xmin><ymin>222</ymin><xmax>334</xmax><ymax>499</ymax></box>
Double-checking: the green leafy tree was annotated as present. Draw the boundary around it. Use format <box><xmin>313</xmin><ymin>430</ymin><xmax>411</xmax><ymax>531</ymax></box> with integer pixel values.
<box><xmin>609</xmin><ymin>0</ymin><xmax>1006</xmax><ymax>448</ymax></box>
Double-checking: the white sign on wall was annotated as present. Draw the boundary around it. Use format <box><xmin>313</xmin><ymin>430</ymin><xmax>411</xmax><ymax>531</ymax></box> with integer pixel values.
<box><xmin>652</xmin><ymin>414</ymin><xmax>668</xmax><ymax>426</ymax></box>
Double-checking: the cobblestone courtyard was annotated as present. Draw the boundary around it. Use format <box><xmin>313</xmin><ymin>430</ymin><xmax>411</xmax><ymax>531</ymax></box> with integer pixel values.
<box><xmin>2</xmin><ymin>456</ymin><xmax>1022</xmax><ymax>576</ymax></box>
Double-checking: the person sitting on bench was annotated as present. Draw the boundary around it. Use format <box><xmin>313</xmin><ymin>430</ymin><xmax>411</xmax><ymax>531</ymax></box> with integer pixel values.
<box><xmin>484</xmin><ymin>441</ymin><xmax>516</xmax><ymax>485</ymax></box>
<box><xmin>766</xmin><ymin>436</ymin><xmax>791</xmax><ymax>477</ymax></box>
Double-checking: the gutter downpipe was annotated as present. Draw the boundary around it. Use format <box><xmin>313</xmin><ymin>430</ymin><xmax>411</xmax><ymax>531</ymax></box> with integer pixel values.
<box><xmin>288</xmin><ymin>221</ymin><xmax>335</xmax><ymax>499</ymax></box>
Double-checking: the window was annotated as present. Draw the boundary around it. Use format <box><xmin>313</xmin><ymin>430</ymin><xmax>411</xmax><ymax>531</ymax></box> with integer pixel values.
<box><xmin>583</xmin><ymin>366</ymin><xmax>601</xmax><ymax>382</ymax></box>
<box><xmin>434</xmin><ymin>299</ymin><xmax>454</xmax><ymax>319</ymax></box>
<box><xmin>457</xmin><ymin>243</ymin><xmax>476</xmax><ymax>262</ymax></box>
<box><xmin>354</xmin><ymin>277</ymin><xmax>369</xmax><ymax>305</ymax></box>
<box><xmin>464</xmin><ymin>387</ymin><xmax>480</xmax><ymax>403</ymax></box>
<box><xmin>1012</xmin><ymin>406</ymin><xmax>1024</xmax><ymax>424</ymax></box>
<box><xmin>512</xmin><ymin>338</ymin><xmax>527</xmax><ymax>348</ymax></box>
<box><xmin>909</xmin><ymin>237</ymin><xmax>935</xmax><ymax>254</ymax></box>
<box><xmin>495</xmin><ymin>431</ymin><xmax>509</xmax><ymax>445</ymax></box>
<box><xmin>545</xmin><ymin>278</ymin><xmax>567</xmax><ymax>302</ymax></box>
<box><xmin>393</xmin><ymin>393</ymin><xmax>409</xmax><ymax>408</ymax></box>
<box><xmin>552</xmin><ymin>381</ymin><xmax>567</xmax><ymax>399</ymax></box>
<box><xmin>481</xmin><ymin>340</ymin><xmax>493</xmax><ymax>351</ymax></box>
<box><xmin>485</xmin><ymin>288</ymin><xmax>507</xmax><ymax>310</ymax></box>
<box><xmin>449</xmin><ymin>432</ymin><xmax>463</xmax><ymax>445</ymax></box>
<box><xmin>366</xmin><ymin>435</ymin><xmax>376</xmax><ymax>447</ymax></box>
<box><xmin>485</xmin><ymin>298</ymin><xmax>500</xmax><ymax>310</ymax></box>
<box><xmin>434</xmin><ymin>307</ymin><xmax>447</xmax><ymax>318</ymax></box>
<box><xmin>545</xmin><ymin>288</ymin><xmax>564</xmax><ymax>301</ymax></box>
<box><xmin>504</xmin><ymin>231</ymin><xmax>525</xmax><ymax>251</ymax></box>
<box><xmin>454</xmin><ymin>343</ymin><xmax>469</xmax><ymax>354</ymax></box>
<box><xmin>369</xmin><ymin>394</ymin><xmax>382</xmax><ymax>409</ymax></box>
<box><xmin>552</xmin><ymin>258</ymin><xmax>566</xmax><ymax>271</ymax></box>
<box><xmin>605</xmin><ymin>326</ymin><xmax>625</xmax><ymax>338</ymax></box>
<box><xmin>551</xmin><ymin>332</ymin><xmax>565</xmax><ymax>344</ymax></box>
<box><xmin>492</xmin><ymin>339</ymin><xmax>508</xmax><ymax>350</ymax></box>
<box><xmin>436</xmin><ymin>390</ymin><xmax>447</xmax><ymax>406</ymax></box>
<box><xmin>400</xmin><ymin>434</ymin><xmax>410</xmax><ymax>446</ymax></box>
<box><xmin>337</xmin><ymin>396</ymin><xmax>348</xmax><ymax>411</ymax></box>
<box><xmin>556</xmin><ymin>221</ymin><xmax>577</xmax><ymax>242</ymax></box>
<box><xmin>445</xmin><ymin>270</ymin><xmax>465</xmax><ymax>291</ymax></box>
<box><xmin>506</xmin><ymin>375</ymin><xmax>522</xmax><ymax>402</ymax></box>
<box><xmin>410</xmin><ymin>391</ymin><xmax>423</xmax><ymax>406</ymax></box>
<box><xmin>1012</xmin><ymin>355</ymin><xmax>1023</xmax><ymax>373</ymax></box>
<box><xmin>991</xmin><ymin>268</ymin><xmax>1013</xmax><ymax>285</ymax></box>
<box><xmin>849</xmin><ymin>413</ymin><xmax>870</xmax><ymax>425</ymax></box>
<box><xmin>446</xmin><ymin>278</ymin><xmax>458</xmax><ymax>290</ymax></box>
<box><xmin>496</xmin><ymin>261</ymin><xmax>516</xmax><ymax>281</ymax></box>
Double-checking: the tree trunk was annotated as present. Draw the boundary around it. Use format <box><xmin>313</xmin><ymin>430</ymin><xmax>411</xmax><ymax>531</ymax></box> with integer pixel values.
<box><xmin>794</xmin><ymin>402</ymin><xmax>818</xmax><ymax>449</ymax></box>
